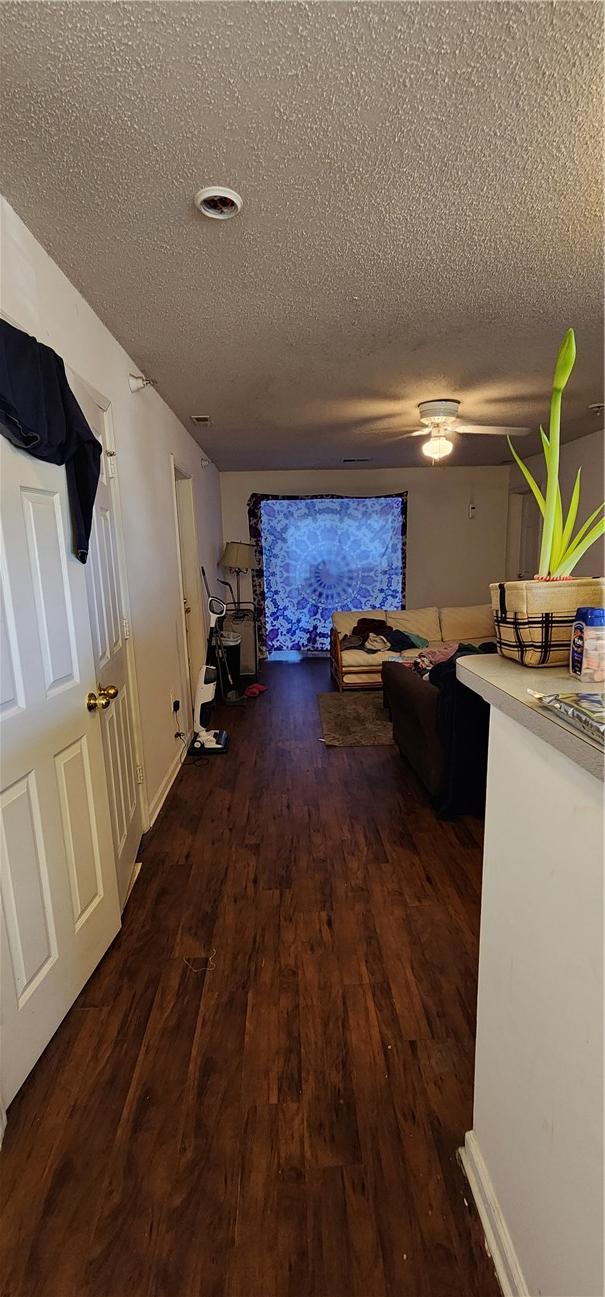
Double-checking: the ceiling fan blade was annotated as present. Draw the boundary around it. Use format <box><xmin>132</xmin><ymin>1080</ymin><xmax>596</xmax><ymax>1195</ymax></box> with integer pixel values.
<box><xmin>456</xmin><ymin>424</ymin><xmax>532</xmax><ymax>437</ymax></box>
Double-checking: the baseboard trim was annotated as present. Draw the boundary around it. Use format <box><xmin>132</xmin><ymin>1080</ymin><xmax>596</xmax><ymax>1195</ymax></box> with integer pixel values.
<box><xmin>122</xmin><ymin>860</ymin><xmax>142</xmax><ymax>910</ymax></box>
<box><xmin>147</xmin><ymin>741</ymin><xmax>188</xmax><ymax>828</ymax></box>
<box><xmin>459</xmin><ymin>1131</ymin><xmax>529</xmax><ymax>1297</ymax></box>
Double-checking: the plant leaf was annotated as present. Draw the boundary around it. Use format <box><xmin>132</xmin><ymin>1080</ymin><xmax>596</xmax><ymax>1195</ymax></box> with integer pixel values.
<box><xmin>553</xmin><ymin>517</ymin><xmax>605</xmax><ymax>576</ymax></box>
<box><xmin>557</xmin><ymin>500</ymin><xmax>605</xmax><ymax>567</ymax></box>
<box><xmin>508</xmin><ymin>436</ymin><xmax>545</xmax><ymax>515</ymax></box>
<box><xmin>558</xmin><ymin>468</ymin><xmax>582</xmax><ymax>560</ymax></box>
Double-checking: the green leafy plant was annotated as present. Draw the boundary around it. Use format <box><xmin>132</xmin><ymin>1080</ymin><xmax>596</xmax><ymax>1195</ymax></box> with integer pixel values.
<box><xmin>508</xmin><ymin>328</ymin><xmax>605</xmax><ymax>577</ymax></box>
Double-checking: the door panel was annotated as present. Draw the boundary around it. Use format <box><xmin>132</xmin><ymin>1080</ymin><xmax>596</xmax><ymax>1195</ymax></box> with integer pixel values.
<box><xmin>0</xmin><ymin>438</ymin><xmax>121</xmax><ymax>1107</ymax></box>
<box><xmin>68</xmin><ymin>375</ymin><xmax>143</xmax><ymax>909</ymax></box>
<box><xmin>105</xmin><ymin>701</ymin><xmax>127</xmax><ymax>852</ymax></box>
<box><xmin>22</xmin><ymin>486</ymin><xmax>79</xmax><ymax>693</ymax></box>
<box><xmin>88</xmin><ymin>509</ymin><xmax>111</xmax><ymax>668</ymax></box>
<box><xmin>0</xmin><ymin>552</ymin><xmax>25</xmax><ymax>720</ymax></box>
<box><xmin>1</xmin><ymin>771</ymin><xmax>57</xmax><ymax>999</ymax></box>
<box><xmin>55</xmin><ymin>735</ymin><xmax>104</xmax><ymax>928</ymax></box>
<box><xmin>99</xmin><ymin>505</ymin><xmax>122</xmax><ymax>654</ymax></box>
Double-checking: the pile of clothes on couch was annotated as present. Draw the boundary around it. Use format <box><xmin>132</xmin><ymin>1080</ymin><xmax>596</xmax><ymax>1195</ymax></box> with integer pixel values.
<box><xmin>340</xmin><ymin>616</ymin><xmax>429</xmax><ymax>655</ymax></box>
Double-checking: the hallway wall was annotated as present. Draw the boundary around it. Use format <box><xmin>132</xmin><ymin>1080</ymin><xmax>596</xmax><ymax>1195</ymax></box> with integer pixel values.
<box><xmin>0</xmin><ymin>197</ymin><xmax>223</xmax><ymax>821</ymax></box>
<box><xmin>220</xmin><ymin>465</ymin><xmax>510</xmax><ymax>610</ymax></box>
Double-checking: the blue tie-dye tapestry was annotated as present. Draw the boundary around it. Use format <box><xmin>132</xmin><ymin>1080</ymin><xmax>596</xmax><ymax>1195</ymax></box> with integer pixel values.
<box><xmin>247</xmin><ymin>494</ymin><xmax>407</xmax><ymax>656</ymax></box>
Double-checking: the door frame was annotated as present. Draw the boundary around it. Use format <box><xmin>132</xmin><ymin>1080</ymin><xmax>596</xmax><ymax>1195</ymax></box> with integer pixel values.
<box><xmin>68</xmin><ymin>371</ymin><xmax>149</xmax><ymax>840</ymax></box>
<box><xmin>506</xmin><ymin>487</ymin><xmax>542</xmax><ymax>581</ymax></box>
<box><xmin>170</xmin><ymin>457</ymin><xmax>206</xmax><ymax>731</ymax></box>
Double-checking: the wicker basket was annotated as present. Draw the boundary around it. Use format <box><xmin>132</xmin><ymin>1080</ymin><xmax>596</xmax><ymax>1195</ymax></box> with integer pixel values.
<box><xmin>490</xmin><ymin>577</ymin><xmax>605</xmax><ymax>668</ymax></box>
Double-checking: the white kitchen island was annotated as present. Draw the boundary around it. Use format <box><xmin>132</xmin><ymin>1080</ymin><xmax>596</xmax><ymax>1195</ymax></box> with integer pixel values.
<box><xmin>456</xmin><ymin>654</ymin><xmax>604</xmax><ymax>1297</ymax></box>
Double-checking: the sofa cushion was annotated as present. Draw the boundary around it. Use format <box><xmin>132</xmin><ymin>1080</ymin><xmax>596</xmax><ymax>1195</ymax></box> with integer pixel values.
<box><xmin>462</xmin><ymin>636</ymin><xmax>497</xmax><ymax>649</ymax></box>
<box><xmin>386</xmin><ymin>606</ymin><xmax>441</xmax><ymax>642</ymax></box>
<box><xmin>341</xmin><ymin>645</ymin><xmax>421</xmax><ymax>670</ymax></box>
<box><xmin>332</xmin><ymin>609</ymin><xmax>385</xmax><ymax>635</ymax></box>
<box><xmin>439</xmin><ymin>604</ymin><xmax>494</xmax><ymax>642</ymax></box>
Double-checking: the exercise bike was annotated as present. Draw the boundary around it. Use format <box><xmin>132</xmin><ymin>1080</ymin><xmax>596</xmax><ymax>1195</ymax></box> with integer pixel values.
<box><xmin>190</xmin><ymin>589</ymin><xmax>231</xmax><ymax>754</ymax></box>
<box><xmin>190</xmin><ymin>572</ymin><xmax>245</xmax><ymax>754</ymax></box>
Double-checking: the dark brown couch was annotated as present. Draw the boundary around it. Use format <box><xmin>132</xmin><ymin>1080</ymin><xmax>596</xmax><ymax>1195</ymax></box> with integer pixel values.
<box><xmin>382</xmin><ymin>661</ymin><xmax>445</xmax><ymax>799</ymax></box>
<box><xmin>382</xmin><ymin>653</ymin><xmax>493</xmax><ymax>817</ymax></box>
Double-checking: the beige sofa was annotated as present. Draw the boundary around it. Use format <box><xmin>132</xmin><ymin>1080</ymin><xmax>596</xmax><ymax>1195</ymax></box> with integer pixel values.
<box><xmin>330</xmin><ymin>603</ymin><xmax>496</xmax><ymax>690</ymax></box>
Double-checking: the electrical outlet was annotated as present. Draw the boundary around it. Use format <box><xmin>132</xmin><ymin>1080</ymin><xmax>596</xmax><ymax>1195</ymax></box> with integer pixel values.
<box><xmin>172</xmin><ymin>698</ymin><xmax>181</xmax><ymax>714</ymax></box>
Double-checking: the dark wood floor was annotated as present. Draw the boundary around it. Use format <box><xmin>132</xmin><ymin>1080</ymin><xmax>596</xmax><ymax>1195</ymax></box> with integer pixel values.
<box><xmin>0</xmin><ymin>660</ymin><xmax>499</xmax><ymax>1297</ymax></box>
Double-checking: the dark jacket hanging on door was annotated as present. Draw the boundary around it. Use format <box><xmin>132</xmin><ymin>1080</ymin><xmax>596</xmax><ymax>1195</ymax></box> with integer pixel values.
<box><xmin>0</xmin><ymin>319</ymin><xmax>101</xmax><ymax>563</ymax></box>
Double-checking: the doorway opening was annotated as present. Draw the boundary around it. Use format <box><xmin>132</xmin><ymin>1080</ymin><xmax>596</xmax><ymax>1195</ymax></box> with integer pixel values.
<box><xmin>172</xmin><ymin>461</ymin><xmax>206</xmax><ymax>728</ymax></box>
<box><xmin>507</xmin><ymin>489</ymin><xmax>541</xmax><ymax>580</ymax></box>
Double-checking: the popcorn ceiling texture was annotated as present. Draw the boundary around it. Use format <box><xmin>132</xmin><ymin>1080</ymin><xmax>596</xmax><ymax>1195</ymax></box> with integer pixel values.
<box><xmin>0</xmin><ymin>1</ymin><xmax>602</xmax><ymax>470</ymax></box>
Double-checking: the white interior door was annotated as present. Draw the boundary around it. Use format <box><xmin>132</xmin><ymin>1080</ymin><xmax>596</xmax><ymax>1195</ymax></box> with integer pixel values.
<box><xmin>69</xmin><ymin>376</ymin><xmax>143</xmax><ymax>910</ymax></box>
<box><xmin>0</xmin><ymin>437</ymin><xmax>121</xmax><ymax>1108</ymax></box>
<box><xmin>518</xmin><ymin>491</ymin><xmax>541</xmax><ymax>578</ymax></box>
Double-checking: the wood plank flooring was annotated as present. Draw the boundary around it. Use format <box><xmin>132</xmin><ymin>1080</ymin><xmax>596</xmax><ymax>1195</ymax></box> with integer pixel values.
<box><xmin>0</xmin><ymin>660</ymin><xmax>500</xmax><ymax>1297</ymax></box>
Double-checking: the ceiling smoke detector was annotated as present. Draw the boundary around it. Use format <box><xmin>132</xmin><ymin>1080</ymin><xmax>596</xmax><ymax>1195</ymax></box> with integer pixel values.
<box><xmin>194</xmin><ymin>186</ymin><xmax>242</xmax><ymax>220</ymax></box>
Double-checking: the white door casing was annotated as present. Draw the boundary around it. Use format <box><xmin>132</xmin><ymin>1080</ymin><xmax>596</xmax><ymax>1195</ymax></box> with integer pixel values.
<box><xmin>172</xmin><ymin>463</ymin><xmax>206</xmax><ymax>727</ymax></box>
<box><xmin>0</xmin><ymin>436</ymin><xmax>121</xmax><ymax>1108</ymax></box>
<box><xmin>68</xmin><ymin>375</ymin><xmax>144</xmax><ymax>908</ymax></box>
<box><xmin>518</xmin><ymin>491</ymin><xmax>541</xmax><ymax>579</ymax></box>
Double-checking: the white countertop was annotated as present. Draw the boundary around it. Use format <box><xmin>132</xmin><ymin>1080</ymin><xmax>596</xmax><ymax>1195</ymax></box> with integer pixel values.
<box><xmin>456</xmin><ymin>653</ymin><xmax>604</xmax><ymax>782</ymax></box>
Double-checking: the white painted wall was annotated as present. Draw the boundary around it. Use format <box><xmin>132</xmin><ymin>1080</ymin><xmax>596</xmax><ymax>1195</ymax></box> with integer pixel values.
<box><xmin>220</xmin><ymin>465</ymin><xmax>510</xmax><ymax>611</ymax></box>
<box><xmin>466</xmin><ymin>708</ymin><xmax>603</xmax><ymax>1297</ymax></box>
<box><xmin>0</xmin><ymin>197</ymin><xmax>223</xmax><ymax>819</ymax></box>
<box><xmin>508</xmin><ymin>429</ymin><xmax>605</xmax><ymax>578</ymax></box>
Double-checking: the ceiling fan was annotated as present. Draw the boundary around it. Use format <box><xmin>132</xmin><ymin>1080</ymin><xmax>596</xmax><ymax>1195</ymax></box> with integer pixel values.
<box><xmin>406</xmin><ymin>399</ymin><xmax>531</xmax><ymax>460</ymax></box>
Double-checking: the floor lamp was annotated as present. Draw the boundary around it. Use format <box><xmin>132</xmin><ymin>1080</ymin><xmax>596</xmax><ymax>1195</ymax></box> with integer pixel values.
<box><xmin>220</xmin><ymin>541</ymin><xmax>258</xmax><ymax>613</ymax></box>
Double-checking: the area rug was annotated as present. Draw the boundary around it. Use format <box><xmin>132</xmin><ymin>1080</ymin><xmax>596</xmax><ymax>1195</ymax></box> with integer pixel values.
<box><xmin>317</xmin><ymin>691</ymin><xmax>395</xmax><ymax>747</ymax></box>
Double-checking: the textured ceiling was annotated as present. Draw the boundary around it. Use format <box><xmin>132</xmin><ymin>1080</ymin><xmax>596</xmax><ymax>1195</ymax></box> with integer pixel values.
<box><xmin>0</xmin><ymin>1</ymin><xmax>603</xmax><ymax>469</ymax></box>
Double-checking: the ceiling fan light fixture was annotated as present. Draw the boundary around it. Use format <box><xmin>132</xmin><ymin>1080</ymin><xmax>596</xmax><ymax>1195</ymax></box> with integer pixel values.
<box><xmin>418</xmin><ymin>399</ymin><xmax>460</xmax><ymax>427</ymax></box>
<box><xmin>422</xmin><ymin>435</ymin><xmax>454</xmax><ymax>461</ymax></box>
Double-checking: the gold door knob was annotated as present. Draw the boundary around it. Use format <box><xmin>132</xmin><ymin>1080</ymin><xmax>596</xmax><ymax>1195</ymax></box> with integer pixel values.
<box><xmin>87</xmin><ymin>691</ymin><xmax>111</xmax><ymax>712</ymax></box>
<box><xmin>98</xmin><ymin>684</ymin><xmax>119</xmax><ymax>700</ymax></box>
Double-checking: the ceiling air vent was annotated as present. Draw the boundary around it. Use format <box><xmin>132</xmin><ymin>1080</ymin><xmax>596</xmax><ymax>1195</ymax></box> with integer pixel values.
<box><xmin>343</xmin><ymin>457</ymin><xmax>371</xmax><ymax>463</ymax></box>
<box><xmin>191</xmin><ymin>414</ymin><xmax>211</xmax><ymax>427</ymax></box>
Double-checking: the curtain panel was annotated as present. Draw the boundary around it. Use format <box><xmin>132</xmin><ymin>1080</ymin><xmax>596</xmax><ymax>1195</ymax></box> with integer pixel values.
<box><xmin>247</xmin><ymin>493</ymin><xmax>407</xmax><ymax>658</ymax></box>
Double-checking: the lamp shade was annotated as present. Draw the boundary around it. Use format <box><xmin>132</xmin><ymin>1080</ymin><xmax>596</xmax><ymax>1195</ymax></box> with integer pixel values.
<box><xmin>221</xmin><ymin>541</ymin><xmax>258</xmax><ymax>571</ymax></box>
